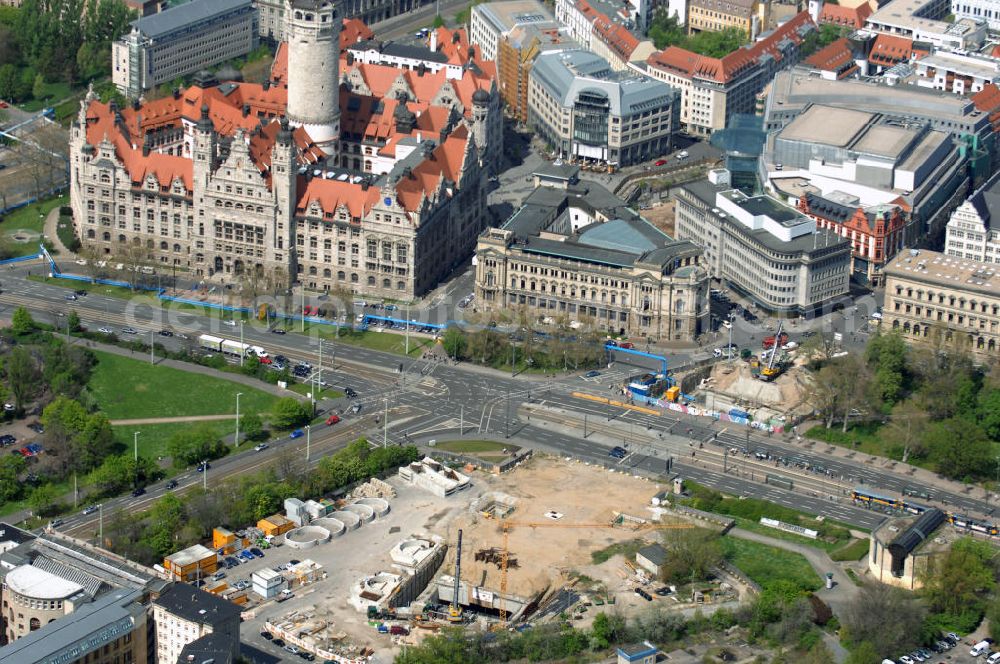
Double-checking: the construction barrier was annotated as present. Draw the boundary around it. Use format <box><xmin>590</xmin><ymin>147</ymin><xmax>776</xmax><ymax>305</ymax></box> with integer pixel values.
<box><xmin>571</xmin><ymin>392</ymin><xmax>661</xmax><ymax>416</ymax></box>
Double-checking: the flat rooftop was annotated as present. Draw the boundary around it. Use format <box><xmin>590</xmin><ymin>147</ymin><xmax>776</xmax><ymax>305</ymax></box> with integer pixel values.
<box><xmin>852</xmin><ymin>124</ymin><xmax>920</xmax><ymax>160</ymax></box>
<box><xmin>778</xmin><ymin>105</ymin><xmax>874</xmax><ymax>148</ymax></box>
<box><xmin>720</xmin><ymin>190</ymin><xmax>804</xmax><ymax>226</ymax></box>
<box><xmin>866</xmin><ymin>0</ymin><xmax>955</xmax><ymax>35</ymax></box>
<box><xmin>5</xmin><ymin>565</ymin><xmax>83</xmax><ymax>600</ymax></box>
<box><xmin>166</xmin><ymin>544</ymin><xmax>216</xmax><ymax>567</ymax></box>
<box><xmin>887</xmin><ymin>249</ymin><xmax>1000</xmax><ymax>297</ymax></box>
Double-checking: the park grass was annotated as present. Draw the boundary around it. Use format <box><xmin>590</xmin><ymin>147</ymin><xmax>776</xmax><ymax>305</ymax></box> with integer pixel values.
<box><xmin>830</xmin><ymin>538</ymin><xmax>870</xmax><ymax>562</ymax></box>
<box><xmin>325</xmin><ymin>328</ymin><xmax>433</xmax><ymax>357</ymax></box>
<box><xmin>591</xmin><ymin>538</ymin><xmax>647</xmax><ymax>565</ymax></box>
<box><xmin>1</xmin><ymin>194</ymin><xmax>67</xmax><ymax>233</ymax></box>
<box><xmin>113</xmin><ymin>421</ymin><xmax>226</xmax><ymax>460</ymax></box>
<box><xmin>720</xmin><ymin>537</ymin><xmax>821</xmax><ymax>592</ymax></box>
<box><xmin>805</xmin><ymin>422</ymin><xmax>940</xmax><ymax>474</ymax></box>
<box><xmin>88</xmin><ymin>350</ymin><xmax>279</xmax><ymax>419</ymax></box>
<box><xmin>435</xmin><ymin>440</ymin><xmax>518</xmax><ymax>455</ymax></box>
<box><xmin>28</xmin><ymin>275</ymin><xmax>140</xmax><ymax>298</ymax></box>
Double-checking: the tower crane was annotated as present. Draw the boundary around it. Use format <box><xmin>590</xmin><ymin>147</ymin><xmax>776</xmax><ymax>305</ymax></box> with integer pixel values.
<box><xmin>448</xmin><ymin>529</ymin><xmax>464</xmax><ymax>623</ymax></box>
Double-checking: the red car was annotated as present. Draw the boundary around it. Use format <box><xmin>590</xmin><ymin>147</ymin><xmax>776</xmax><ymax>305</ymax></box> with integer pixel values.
<box><xmin>619</xmin><ymin>342</ymin><xmax>634</xmax><ymax>349</ymax></box>
<box><xmin>303</xmin><ymin>305</ymin><xmax>314</xmax><ymax>315</ymax></box>
<box><xmin>326</xmin><ymin>414</ymin><xmax>341</xmax><ymax>425</ymax></box>
<box><xmin>258</xmin><ymin>356</ymin><xmax>272</xmax><ymax>364</ymax></box>
<box><xmin>654</xmin><ymin>159</ymin><xmax>667</xmax><ymax>166</ymax></box>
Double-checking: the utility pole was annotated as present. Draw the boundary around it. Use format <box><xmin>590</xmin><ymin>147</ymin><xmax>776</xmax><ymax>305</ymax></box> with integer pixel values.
<box><xmin>383</xmin><ymin>398</ymin><xmax>389</xmax><ymax>447</ymax></box>
<box><xmin>505</xmin><ymin>385</ymin><xmax>511</xmax><ymax>439</ymax></box>
<box><xmin>510</xmin><ymin>343</ymin><xmax>516</xmax><ymax>377</ymax></box>
<box><xmin>584</xmin><ymin>414</ymin><xmax>588</xmax><ymax>439</ymax></box>
<box><xmin>460</xmin><ymin>404</ymin><xmax>464</xmax><ymax>434</ymax></box>
<box><xmin>318</xmin><ymin>339</ymin><xmax>323</xmax><ymax>389</ymax></box>
<box><xmin>133</xmin><ymin>431</ymin><xmax>140</xmax><ymax>462</ymax></box>
<box><xmin>73</xmin><ymin>473</ymin><xmax>78</xmax><ymax>508</ymax></box>
<box><xmin>98</xmin><ymin>504</ymin><xmax>103</xmax><ymax>546</ymax></box>
<box><xmin>727</xmin><ymin>313</ymin><xmax>734</xmax><ymax>361</ymax></box>
<box><xmin>306</xmin><ymin>425</ymin><xmax>311</xmax><ymax>461</ymax></box>
<box><xmin>203</xmin><ymin>460</ymin><xmax>207</xmax><ymax>490</ymax></box>
<box><xmin>235</xmin><ymin>392</ymin><xmax>243</xmax><ymax>447</ymax></box>
<box><xmin>239</xmin><ymin>321</ymin><xmax>245</xmax><ymax>367</ymax></box>
<box><xmin>301</xmin><ymin>286</ymin><xmax>305</xmax><ymax>332</ymax></box>
<box><xmin>405</xmin><ymin>305</ymin><xmax>410</xmax><ymax>355</ymax></box>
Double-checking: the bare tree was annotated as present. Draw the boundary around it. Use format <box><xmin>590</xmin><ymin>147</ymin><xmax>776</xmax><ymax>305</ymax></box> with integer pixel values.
<box><xmin>842</xmin><ymin>582</ymin><xmax>925</xmax><ymax>656</ymax></box>
<box><xmin>114</xmin><ymin>240</ymin><xmax>151</xmax><ymax>291</ymax></box>
<box><xmin>882</xmin><ymin>398</ymin><xmax>930</xmax><ymax>463</ymax></box>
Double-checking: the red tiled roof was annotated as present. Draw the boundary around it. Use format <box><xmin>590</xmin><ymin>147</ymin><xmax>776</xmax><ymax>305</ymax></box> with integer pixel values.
<box><xmin>648</xmin><ymin>11</ymin><xmax>813</xmax><ymax>84</ymax></box>
<box><xmin>972</xmin><ymin>83</ymin><xmax>1000</xmax><ymax>133</ymax></box>
<box><xmin>343</xmin><ymin>59</ymin><xmax>494</xmax><ymax>118</ymax></box>
<box><xmin>819</xmin><ymin>2</ymin><xmax>871</xmax><ymax>28</ymax></box>
<box><xmin>804</xmin><ymin>37</ymin><xmax>858</xmax><ymax>78</ymax></box>
<box><xmin>593</xmin><ymin>17</ymin><xmax>640</xmax><ymax>61</ymax></box>
<box><xmin>395</xmin><ymin>125</ymin><xmax>470</xmax><ymax>212</ymax></box>
<box><xmin>296</xmin><ymin>176</ymin><xmax>380</xmax><ymax>219</ymax></box>
<box><xmin>342</xmin><ymin>18</ymin><xmax>374</xmax><ymax>49</ymax></box>
<box><xmin>431</xmin><ymin>27</ymin><xmax>497</xmax><ymax>77</ymax></box>
<box><xmin>869</xmin><ymin>33</ymin><xmax>913</xmax><ymax>66</ymax></box>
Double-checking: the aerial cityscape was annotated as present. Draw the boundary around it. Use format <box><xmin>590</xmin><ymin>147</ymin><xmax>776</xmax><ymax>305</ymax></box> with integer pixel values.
<box><xmin>2</xmin><ymin>0</ymin><xmax>1000</xmax><ymax>662</ymax></box>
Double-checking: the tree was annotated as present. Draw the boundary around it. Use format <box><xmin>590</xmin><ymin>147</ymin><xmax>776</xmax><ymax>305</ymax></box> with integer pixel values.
<box><xmin>921</xmin><ymin>537</ymin><xmax>996</xmax><ymax>624</ymax></box>
<box><xmin>5</xmin><ymin>346</ymin><xmax>40</xmax><ymax>412</ymax></box>
<box><xmin>10</xmin><ymin>305</ymin><xmax>35</xmax><ymax>335</ymax></box>
<box><xmin>31</xmin><ymin>71</ymin><xmax>45</xmax><ymax>100</ymax></box>
<box><xmin>882</xmin><ymin>398</ymin><xmax>929</xmax><ymax>463</ymax></box>
<box><xmin>865</xmin><ymin>330</ymin><xmax>910</xmax><ymax>408</ymax></box>
<box><xmin>167</xmin><ymin>424</ymin><xmax>227</xmax><ymax>466</ymax></box>
<box><xmin>239</xmin><ymin>412</ymin><xmax>265</xmax><ymax>442</ymax></box>
<box><xmin>844</xmin><ymin>641</ymin><xmax>881</xmax><ymax>664</ymax></box>
<box><xmin>27</xmin><ymin>483</ymin><xmax>62</xmax><ymax>517</ymax></box>
<box><xmin>442</xmin><ymin>327</ymin><xmax>467</xmax><ymax>360</ymax></box>
<box><xmin>270</xmin><ymin>397</ymin><xmax>310</xmax><ymax>430</ymax></box>
<box><xmin>88</xmin><ymin>454</ymin><xmax>157</xmax><ymax>495</ymax></box>
<box><xmin>979</xmin><ymin>388</ymin><xmax>1000</xmax><ymax>441</ymax></box>
<box><xmin>925</xmin><ymin>417</ymin><xmax>993</xmax><ymax>480</ymax></box>
<box><xmin>842</xmin><ymin>582</ymin><xmax>925</xmax><ymax>656</ymax></box>
<box><xmin>648</xmin><ymin>9</ymin><xmax>687</xmax><ymax>49</ymax></box>
<box><xmin>658</xmin><ymin>527</ymin><xmax>722</xmax><ymax>583</ymax></box>
<box><xmin>66</xmin><ymin>310</ymin><xmax>81</xmax><ymax>333</ymax></box>
<box><xmin>0</xmin><ymin>454</ymin><xmax>26</xmax><ymax>502</ymax></box>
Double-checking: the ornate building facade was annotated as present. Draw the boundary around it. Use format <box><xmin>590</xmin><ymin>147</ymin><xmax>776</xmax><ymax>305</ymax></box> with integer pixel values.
<box><xmin>70</xmin><ymin>0</ymin><xmax>500</xmax><ymax>299</ymax></box>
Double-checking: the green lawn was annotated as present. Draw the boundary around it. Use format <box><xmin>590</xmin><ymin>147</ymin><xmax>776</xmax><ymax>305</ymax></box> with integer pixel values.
<box><xmin>0</xmin><ymin>195</ymin><xmax>67</xmax><ymax>257</ymax></box>
<box><xmin>325</xmin><ymin>328</ymin><xmax>433</xmax><ymax>357</ymax></box>
<box><xmin>805</xmin><ymin>422</ymin><xmax>938</xmax><ymax>472</ymax></box>
<box><xmin>88</xmin><ymin>351</ymin><xmax>279</xmax><ymax>419</ymax></box>
<box><xmin>435</xmin><ymin>440</ymin><xmax>520</xmax><ymax>455</ymax></box>
<box><xmin>830</xmin><ymin>538</ymin><xmax>870</xmax><ymax>562</ymax></box>
<box><xmin>114</xmin><ymin>421</ymin><xmax>226</xmax><ymax>460</ymax></box>
<box><xmin>29</xmin><ymin>275</ymin><xmax>138</xmax><ymax>298</ymax></box>
<box><xmin>721</xmin><ymin>537</ymin><xmax>821</xmax><ymax>592</ymax></box>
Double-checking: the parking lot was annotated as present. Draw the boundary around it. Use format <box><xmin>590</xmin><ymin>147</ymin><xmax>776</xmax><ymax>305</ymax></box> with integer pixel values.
<box><xmin>237</xmin><ymin>478</ymin><xmax>480</xmax><ymax>663</ymax></box>
<box><xmin>889</xmin><ymin>636</ymin><xmax>997</xmax><ymax>664</ymax></box>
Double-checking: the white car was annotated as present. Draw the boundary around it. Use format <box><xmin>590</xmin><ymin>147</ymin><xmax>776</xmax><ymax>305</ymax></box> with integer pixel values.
<box><xmin>222</xmin><ymin>320</ymin><xmax>237</xmax><ymax>327</ymax></box>
<box><xmin>98</xmin><ymin>327</ymin><xmax>114</xmax><ymax>334</ymax></box>
<box><xmin>986</xmin><ymin>653</ymin><xmax>1000</xmax><ymax>664</ymax></box>
<box><xmin>898</xmin><ymin>656</ymin><xmax>914</xmax><ymax>664</ymax></box>
<box><xmin>254</xmin><ymin>443</ymin><xmax>269</xmax><ymax>452</ymax></box>
<box><xmin>121</xmin><ymin>327</ymin><xmax>138</xmax><ymax>335</ymax></box>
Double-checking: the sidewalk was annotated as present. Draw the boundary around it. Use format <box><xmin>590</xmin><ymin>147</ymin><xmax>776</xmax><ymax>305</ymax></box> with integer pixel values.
<box><xmin>110</xmin><ymin>414</ymin><xmax>237</xmax><ymax>426</ymax></box>
<box><xmin>42</xmin><ymin>206</ymin><xmax>74</xmax><ymax>257</ymax></box>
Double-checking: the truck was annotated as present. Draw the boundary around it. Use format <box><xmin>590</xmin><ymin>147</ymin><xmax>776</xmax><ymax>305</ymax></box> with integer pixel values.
<box><xmin>199</xmin><ymin>335</ymin><xmax>268</xmax><ymax>359</ymax></box>
<box><xmin>199</xmin><ymin>334</ymin><xmax>225</xmax><ymax>353</ymax></box>
<box><xmin>762</xmin><ymin>333</ymin><xmax>789</xmax><ymax>349</ymax></box>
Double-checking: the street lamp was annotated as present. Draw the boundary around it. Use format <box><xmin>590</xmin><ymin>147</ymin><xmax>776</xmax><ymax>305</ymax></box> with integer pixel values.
<box><xmin>133</xmin><ymin>431</ymin><xmax>140</xmax><ymax>462</ymax></box>
<box><xmin>510</xmin><ymin>342</ymin><xmax>516</xmax><ymax>377</ymax></box>
<box><xmin>306</xmin><ymin>424</ymin><xmax>311</xmax><ymax>461</ymax></box>
<box><xmin>383</xmin><ymin>398</ymin><xmax>389</xmax><ymax>448</ymax></box>
<box><xmin>235</xmin><ymin>392</ymin><xmax>243</xmax><ymax>447</ymax></box>
<box><xmin>239</xmin><ymin>321</ymin><xmax>245</xmax><ymax>367</ymax></box>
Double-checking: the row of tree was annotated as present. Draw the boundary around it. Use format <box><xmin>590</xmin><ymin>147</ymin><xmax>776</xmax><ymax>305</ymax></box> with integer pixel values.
<box><xmin>104</xmin><ymin>438</ymin><xmax>419</xmax><ymax>564</ymax></box>
<box><xmin>440</xmin><ymin>327</ymin><xmax>607</xmax><ymax>372</ymax></box>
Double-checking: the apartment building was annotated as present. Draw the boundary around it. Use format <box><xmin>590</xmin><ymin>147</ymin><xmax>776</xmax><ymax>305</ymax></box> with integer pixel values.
<box><xmin>884</xmin><ymin>248</ymin><xmax>1000</xmax><ymax>360</ymax></box>
<box><xmin>688</xmin><ymin>0</ymin><xmax>768</xmax><ymax>37</ymax></box>
<box><xmin>945</xmin><ymin>169</ymin><xmax>1000</xmax><ymax>263</ymax></box>
<box><xmin>346</xmin><ymin>27</ymin><xmax>493</xmax><ymax>82</ymax></box>
<box><xmin>912</xmin><ymin>50</ymin><xmax>1000</xmax><ymax>95</ymax></box>
<box><xmin>474</xmin><ymin>164</ymin><xmax>709</xmax><ymax>341</ymax></box>
<box><xmin>591</xmin><ymin>15</ymin><xmax>656</xmax><ymax>71</ymax></box>
<box><xmin>953</xmin><ymin>0</ymin><xmax>1000</xmax><ymax>32</ymax></box>
<box><xmin>641</xmin><ymin>11</ymin><xmax>814</xmax><ymax>136</ymax></box>
<box><xmin>111</xmin><ymin>0</ymin><xmax>259</xmax><ymax>98</ymax></box>
<box><xmin>528</xmin><ymin>50</ymin><xmax>679</xmax><ymax>166</ymax></box>
<box><xmin>865</xmin><ymin>0</ymin><xmax>986</xmax><ymax>50</ymax></box>
<box><xmin>674</xmin><ymin>171</ymin><xmax>851</xmax><ymax>313</ymax></box>
<box><xmin>498</xmin><ymin>25</ymin><xmax>579</xmax><ymax>122</ymax></box>
<box><xmin>152</xmin><ymin>585</ymin><xmax>240</xmax><ymax>664</ymax></box>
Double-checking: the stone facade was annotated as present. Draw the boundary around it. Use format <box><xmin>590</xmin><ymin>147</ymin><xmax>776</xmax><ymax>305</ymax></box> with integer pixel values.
<box><xmin>258</xmin><ymin>0</ymin><xmax>429</xmax><ymax>42</ymax></box>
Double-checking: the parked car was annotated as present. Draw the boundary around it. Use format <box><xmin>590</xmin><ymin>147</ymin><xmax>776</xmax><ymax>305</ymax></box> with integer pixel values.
<box><xmin>254</xmin><ymin>443</ymin><xmax>269</xmax><ymax>452</ymax></box>
<box><xmin>250</xmin><ymin>547</ymin><xmax>265</xmax><ymax>558</ymax></box>
<box><xmin>272</xmin><ymin>638</ymin><xmax>285</xmax><ymax>647</ymax></box>
<box><xmin>225</xmin><ymin>556</ymin><xmax>239</xmax><ymax>568</ymax></box>
<box><xmin>290</xmin><ymin>429</ymin><xmax>304</xmax><ymax>439</ymax></box>
<box><xmin>351</xmin><ymin>403</ymin><xmax>362</xmax><ymax>414</ymax></box>
<box><xmin>345</xmin><ymin>387</ymin><xmax>358</xmax><ymax>398</ymax></box>
<box><xmin>0</xmin><ymin>434</ymin><xmax>16</xmax><ymax>446</ymax></box>
<box><xmin>260</xmin><ymin>631</ymin><xmax>273</xmax><ymax>641</ymax></box>
<box><xmin>326</xmin><ymin>414</ymin><xmax>341</xmax><ymax>425</ymax></box>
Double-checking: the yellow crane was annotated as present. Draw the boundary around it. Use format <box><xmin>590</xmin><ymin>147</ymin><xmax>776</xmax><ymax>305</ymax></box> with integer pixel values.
<box><xmin>448</xmin><ymin>529</ymin><xmax>464</xmax><ymax>623</ymax></box>
<box><xmin>496</xmin><ymin>519</ymin><xmax>695</xmax><ymax>628</ymax></box>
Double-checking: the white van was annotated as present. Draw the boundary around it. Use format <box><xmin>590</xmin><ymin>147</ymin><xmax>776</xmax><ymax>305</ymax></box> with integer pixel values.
<box><xmin>971</xmin><ymin>641</ymin><xmax>991</xmax><ymax>657</ymax></box>
<box><xmin>881</xmin><ymin>659</ymin><xmax>896</xmax><ymax>664</ymax></box>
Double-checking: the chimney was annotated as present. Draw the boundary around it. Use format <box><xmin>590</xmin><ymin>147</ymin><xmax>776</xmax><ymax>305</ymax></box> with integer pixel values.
<box><xmin>242</xmin><ymin>103</ymin><xmax>250</xmax><ymax>118</ymax></box>
<box><xmin>263</xmin><ymin>80</ymin><xmax>271</xmax><ymax>91</ymax></box>
<box><xmin>361</xmin><ymin>179</ymin><xmax>370</xmax><ymax>191</ymax></box>
<box><xmin>173</xmin><ymin>88</ymin><xmax>181</xmax><ymax>100</ymax></box>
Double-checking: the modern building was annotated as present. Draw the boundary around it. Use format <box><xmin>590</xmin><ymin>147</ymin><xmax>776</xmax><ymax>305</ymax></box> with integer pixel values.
<box><xmin>555</xmin><ymin>0</ymin><xmax>600</xmax><ymax>49</ymax></box>
<box><xmin>498</xmin><ymin>24</ymin><xmax>580</xmax><ymax>122</ymax></box>
<box><xmin>687</xmin><ymin>0</ymin><xmax>768</xmax><ymax>37</ymax></box>
<box><xmin>111</xmin><ymin>0</ymin><xmax>259</xmax><ymax>98</ymax></box>
<box><xmin>641</xmin><ymin>11</ymin><xmax>815</xmax><ymax>137</ymax></box>
<box><xmin>883</xmin><ymin>248</ymin><xmax>1000</xmax><ymax>359</ymax></box>
<box><xmin>152</xmin><ymin>584</ymin><xmax>240</xmax><ymax>664</ymax></box>
<box><xmin>952</xmin><ymin>0</ymin><xmax>1000</xmax><ymax>32</ymax></box>
<box><xmin>474</xmin><ymin>164</ymin><xmax>709</xmax><ymax>341</ymax></box>
<box><xmin>528</xmin><ymin>50</ymin><xmax>679</xmax><ymax>167</ymax></box>
<box><xmin>945</xmin><ymin>168</ymin><xmax>1000</xmax><ymax>263</ymax></box>
<box><xmin>864</xmin><ymin>0</ymin><xmax>987</xmax><ymax>50</ymax></box>
<box><xmin>471</xmin><ymin>0</ymin><xmax>559</xmax><ymax>62</ymax></box>
<box><xmin>912</xmin><ymin>50</ymin><xmax>1000</xmax><ymax>95</ymax></box>
<box><xmin>258</xmin><ymin>0</ymin><xmax>429</xmax><ymax>41</ymax></box>
<box><xmin>867</xmin><ymin>509</ymin><xmax>947</xmax><ymax>590</ymax></box>
<box><xmin>73</xmin><ymin>0</ymin><xmax>498</xmax><ymax>301</ymax></box>
<box><xmin>674</xmin><ymin>171</ymin><xmax>851</xmax><ymax>313</ymax></box>
<box><xmin>0</xmin><ymin>531</ymin><xmax>165</xmax><ymax>663</ymax></box>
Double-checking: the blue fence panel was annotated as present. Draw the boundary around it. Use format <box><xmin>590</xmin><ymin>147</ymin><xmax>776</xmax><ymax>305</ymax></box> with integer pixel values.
<box><xmin>0</xmin><ymin>252</ymin><xmax>43</xmax><ymax>266</ymax></box>
<box><xmin>156</xmin><ymin>293</ymin><xmax>253</xmax><ymax>314</ymax></box>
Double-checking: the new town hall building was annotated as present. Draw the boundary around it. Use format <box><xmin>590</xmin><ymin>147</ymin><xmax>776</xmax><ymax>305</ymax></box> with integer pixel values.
<box><xmin>70</xmin><ymin>0</ymin><xmax>501</xmax><ymax>299</ymax></box>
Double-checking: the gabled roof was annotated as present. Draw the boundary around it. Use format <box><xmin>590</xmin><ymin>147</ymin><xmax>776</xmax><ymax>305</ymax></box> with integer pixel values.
<box><xmin>804</xmin><ymin>37</ymin><xmax>858</xmax><ymax>79</ymax></box>
<box><xmin>592</xmin><ymin>16</ymin><xmax>640</xmax><ymax>61</ymax></box>
<box><xmin>869</xmin><ymin>33</ymin><xmax>914</xmax><ymax>66</ymax></box>
<box><xmin>819</xmin><ymin>1</ymin><xmax>872</xmax><ymax>28</ymax></box>
<box><xmin>395</xmin><ymin>125</ymin><xmax>472</xmax><ymax>211</ymax></box>
<box><xmin>342</xmin><ymin>17</ymin><xmax>374</xmax><ymax>48</ymax></box>
<box><xmin>648</xmin><ymin>11</ymin><xmax>814</xmax><ymax>84</ymax></box>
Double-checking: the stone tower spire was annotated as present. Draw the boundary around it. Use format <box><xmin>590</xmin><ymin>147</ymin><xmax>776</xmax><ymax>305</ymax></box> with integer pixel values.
<box><xmin>284</xmin><ymin>0</ymin><xmax>341</xmax><ymax>157</ymax></box>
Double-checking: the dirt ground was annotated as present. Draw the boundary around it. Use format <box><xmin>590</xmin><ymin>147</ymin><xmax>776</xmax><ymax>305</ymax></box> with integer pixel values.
<box><xmin>643</xmin><ymin>201</ymin><xmax>675</xmax><ymax>236</ymax></box>
<box><xmin>433</xmin><ymin>456</ymin><xmax>667</xmax><ymax>598</ymax></box>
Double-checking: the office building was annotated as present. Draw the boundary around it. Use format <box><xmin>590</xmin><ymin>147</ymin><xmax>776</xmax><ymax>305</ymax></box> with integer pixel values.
<box><xmin>674</xmin><ymin>171</ymin><xmax>851</xmax><ymax>313</ymax></box>
<box><xmin>0</xmin><ymin>530</ymin><xmax>165</xmax><ymax>663</ymax></box>
<box><xmin>884</xmin><ymin>248</ymin><xmax>1000</xmax><ymax>360</ymax></box>
<box><xmin>952</xmin><ymin>0</ymin><xmax>1000</xmax><ymax>32</ymax></box>
<box><xmin>642</xmin><ymin>11</ymin><xmax>815</xmax><ymax>136</ymax></box>
<box><xmin>112</xmin><ymin>0</ymin><xmax>259</xmax><ymax>98</ymax></box>
<box><xmin>945</xmin><ymin>169</ymin><xmax>1000</xmax><ymax>263</ymax></box>
<box><xmin>912</xmin><ymin>50</ymin><xmax>1000</xmax><ymax>95</ymax></box>
<box><xmin>528</xmin><ymin>50</ymin><xmax>679</xmax><ymax>167</ymax></box>
<box><xmin>152</xmin><ymin>585</ymin><xmax>240</xmax><ymax>664</ymax></box>
<box><xmin>475</xmin><ymin>164</ymin><xmax>709</xmax><ymax>341</ymax></box>
<box><xmin>688</xmin><ymin>0</ymin><xmax>768</xmax><ymax>37</ymax></box>
<box><xmin>471</xmin><ymin>0</ymin><xmax>559</xmax><ymax>62</ymax></box>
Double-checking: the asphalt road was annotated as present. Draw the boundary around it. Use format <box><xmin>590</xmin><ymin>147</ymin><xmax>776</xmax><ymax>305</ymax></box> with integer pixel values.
<box><xmin>4</xmin><ymin>265</ymin><xmax>998</xmax><ymax>534</ymax></box>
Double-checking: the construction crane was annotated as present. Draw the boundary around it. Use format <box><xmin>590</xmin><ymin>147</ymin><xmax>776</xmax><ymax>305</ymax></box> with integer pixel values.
<box><xmin>496</xmin><ymin>519</ymin><xmax>694</xmax><ymax>628</ymax></box>
<box><xmin>448</xmin><ymin>529</ymin><xmax>464</xmax><ymax>623</ymax></box>
<box><xmin>760</xmin><ymin>321</ymin><xmax>785</xmax><ymax>381</ymax></box>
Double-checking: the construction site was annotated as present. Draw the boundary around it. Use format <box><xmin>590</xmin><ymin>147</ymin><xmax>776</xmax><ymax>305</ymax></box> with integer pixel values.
<box><xmin>242</xmin><ymin>455</ymin><xmax>719</xmax><ymax>660</ymax></box>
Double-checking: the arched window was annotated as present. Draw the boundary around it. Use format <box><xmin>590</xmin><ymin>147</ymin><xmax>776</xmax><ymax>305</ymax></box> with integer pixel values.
<box><xmin>104</xmin><ymin>232</ymin><xmax>112</xmax><ymax>241</ymax></box>
<box><xmin>351</xmin><ymin>273</ymin><xmax>358</xmax><ymax>283</ymax></box>
<box><xmin>87</xmin><ymin>229</ymin><xmax>95</xmax><ymax>239</ymax></box>
<box><xmin>160</xmin><ymin>241</ymin><xmax>168</xmax><ymax>250</ymax></box>
<box><xmin>383</xmin><ymin>278</ymin><xmax>390</xmax><ymax>288</ymax></box>
<box><xmin>367</xmin><ymin>276</ymin><xmax>376</xmax><ymax>286</ymax></box>
<box><xmin>118</xmin><ymin>234</ymin><xmax>126</xmax><ymax>243</ymax></box>
<box><xmin>29</xmin><ymin>618</ymin><xmax>40</xmax><ymax>631</ymax></box>
<box><xmin>338</xmin><ymin>271</ymin><xmax>346</xmax><ymax>281</ymax></box>
<box><xmin>675</xmin><ymin>299</ymin><xmax>684</xmax><ymax>313</ymax></box>
<box><xmin>173</xmin><ymin>244</ymin><xmax>181</xmax><ymax>252</ymax></box>
<box><xmin>323</xmin><ymin>268</ymin><xmax>331</xmax><ymax>278</ymax></box>
<box><xmin>397</xmin><ymin>281</ymin><xmax>405</xmax><ymax>290</ymax></box>
<box><xmin>146</xmin><ymin>239</ymin><xmax>154</xmax><ymax>249</ymax></box>
<box><xmin>309</xmin><ymin>266</ymin><xmax>317</xmax><ymax>275</ymax></box>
